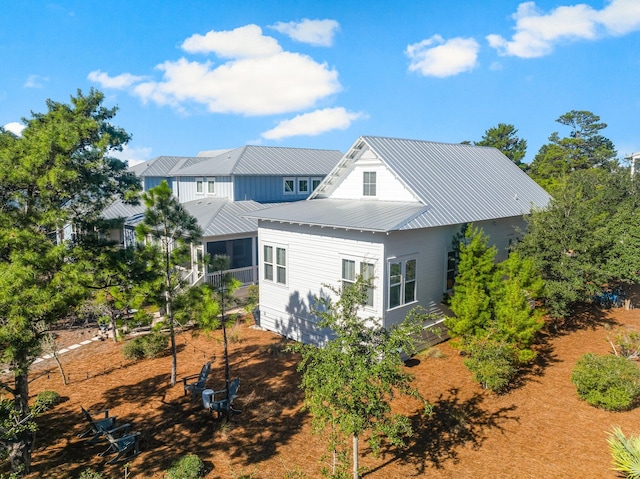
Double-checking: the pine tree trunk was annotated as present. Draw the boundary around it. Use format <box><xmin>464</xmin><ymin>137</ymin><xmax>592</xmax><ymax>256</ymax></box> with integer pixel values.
<box><xmin>353</xmin><ymin>434</ymin><xmax>359</xmax><ymax>479</ymax></box>
<box><xmin>9</xmin><ymin>371</ymin><xmax>33</xmax><ymax>475</ymax></box>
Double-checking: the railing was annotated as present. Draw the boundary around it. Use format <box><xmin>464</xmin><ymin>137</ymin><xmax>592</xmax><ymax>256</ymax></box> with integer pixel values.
<box><xmin>205</xmin><ymin>265</ymin><xmax>258</xmax><ymax>288</ymax></box>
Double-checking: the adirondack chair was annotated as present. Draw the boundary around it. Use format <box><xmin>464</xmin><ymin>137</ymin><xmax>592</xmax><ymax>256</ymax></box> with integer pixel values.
<box><xmin>78</xmin><ymin>407</ymin><xmax>117</xmax><ymax>444</ymax></box>
<box><xmin>182</xmin><ymin>361</ymin><xmax>211</xmax><ymax>400</ymax></box>
<box><xmin>99</xmin><ymin>424</ymin><xmax>141</xmax><ymax>464</ymax></box>
<box><xmin>203</xmin><ymin>377</ymin><xmax>240</xmax><ymax>419</ymax></box>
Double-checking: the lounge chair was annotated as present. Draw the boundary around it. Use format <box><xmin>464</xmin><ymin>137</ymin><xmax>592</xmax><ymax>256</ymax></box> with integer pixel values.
<box><xmin>203</xmin><ymin>377</ymin><xmax>240</xmax><ymax>419</ymax></box>
<box><xmin>182</xmin><ymin>361</ymin><xmax>211</xmax><ymax>400</ymax></box>
<box><xmin>78</xmin><ymin>407</ymin><xmax>117</xmax><ymax>444</ymax></box>
<box><xmin>99</xmin><ymin>424</ymin><xmax>141</xmax><ymax>464</ymax></box>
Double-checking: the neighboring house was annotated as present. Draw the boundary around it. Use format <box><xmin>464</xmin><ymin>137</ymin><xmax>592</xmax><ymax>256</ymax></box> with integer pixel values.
<box><xmin>247</xmin><ymin>136</ymin><xmax>551</xmax><ymax>346</ymax></box>
<box><xmin>107</xmin><ymin>145</ymin><xmax>343</xmax><ymax>287</ymax></box>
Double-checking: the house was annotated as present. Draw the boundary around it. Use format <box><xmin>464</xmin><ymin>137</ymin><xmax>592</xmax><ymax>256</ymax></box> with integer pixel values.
<box><xmin>246</xmin><ymin>136</ymin><xmax>551</xmax><ymax>345</ymax></box>
<box><xmin>105</xmin><ymin>145</ymin><xmax>343</xmax><ymax>287</ymax></box>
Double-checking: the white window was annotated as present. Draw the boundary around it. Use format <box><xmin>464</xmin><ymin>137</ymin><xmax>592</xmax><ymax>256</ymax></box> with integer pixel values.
<box><xmin>363</xmin><ymin>171</ymin><xmax>376</xmax><ymax>196</ymax></box>
<box><xmin>446</xmin><ymin>251</ymin><xmax>456</xmax><ymax>290</ymax></box>
<box><xmin>361</xmin><ymin>262</ymin><xmax>375</xmax><ymax>307</ymax></box>
<box><xmin>311</xmin><ymin>178</ymin><xmax>322</xmax><ymax>191</ymax></box>
<box><xmin>264</xmin><ymin>245</ymin><xmax>273</xmax><ymax>281</ymax></box>
<box><xmin>342</xmin><ymin>259</ymin><xmax>355</xmax><ymax>291</ymax></box>
<box><xmin>388</xmin><ymin>258</ymin><xmax>416</xmax><ymax>309</ymax></box>
<box><xmin>276</xmin><ymin>247</ymin><xmax>287</xmax><ymax>284</ymax></box>
<box><xmin>207</xmin><ymin>177</ymin><xmax>215</xmax><ymax>194</ymax></box>
<box><xmin>283</xmin><ymin>178</ymin><xmax>295</xmax><ymax>195</ymax></box>
<box><xmin>196</xmin><ymin>178</ymin><xmax>204</xmax><ymax>194</ymax></box>
<box><xmin>298</xmin><ymin>178</ymin><xmax>309</xmax><ymax>194</ymax></box>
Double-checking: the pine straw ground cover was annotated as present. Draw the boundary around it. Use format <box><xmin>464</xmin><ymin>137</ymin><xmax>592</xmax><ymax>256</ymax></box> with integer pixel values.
<box><xmin>6</xmin><ymin>305</ymin><xmax>640</xmax><ymax>479</ymax></box>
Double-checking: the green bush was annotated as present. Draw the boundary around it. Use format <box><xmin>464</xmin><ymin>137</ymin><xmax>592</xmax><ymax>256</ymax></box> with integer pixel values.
<box><xmin>143</xmin><ymin>331</ymin><xmax>168</xmax><ymax>358</ymax></box>
<box><xmin>79</xmin><ymin>470</ymin><xmax>105</xmax><ymax>479</ymax></box>
<box><xmin>607</xmin><ymin>426</ymin><xmax>640</xmax><ymax>478</ymax></box>
<box><xmin>463</xmin><ymin>338</ymin><xmax>518</xmax><ymax>393</ymax></box>
<box><xmin>33</xmin><ymin>390</ymin><xmax>61</xmax><ymax>412</ymax></box>
<box><xmin>571</xmin><ymin>353</ymin><xmax>640</xmax><ymax>411</ymax></box>
<box><xmin>123</xmin><ymin>332</ymin><xmax>168</xmax><ymax>361</ymax></box>
<box><xmin>166</xmin><ymin>453</ymin><xmax>205</xmax><ymax>479</ymax></box>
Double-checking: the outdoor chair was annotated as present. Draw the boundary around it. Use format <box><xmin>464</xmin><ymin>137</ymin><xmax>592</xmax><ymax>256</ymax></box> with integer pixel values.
<box><xmin>203</xmin><ymin>377</ymin><xmax>240</xmax><ymax>419</ymax></box>
<box><xmin>99</xmin><ymin>424</ymin><xmax>141</xmax><ymax>464</ymax></box>
<box><xmin>78</xmin><ymin>406</ymin><xmax>117</xmax><ymax>444</ymax></box>
<box><xmin>183</xmin><ymin>361</ymin><xmax>211</xmax><ymax>400</ymax></box>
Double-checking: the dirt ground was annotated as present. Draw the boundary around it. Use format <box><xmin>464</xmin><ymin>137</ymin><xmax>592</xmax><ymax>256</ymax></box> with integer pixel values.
<box><xmin>6</xmin><ymin>304</ymin><xmax>640</xmax><ymax>479</ymax></box>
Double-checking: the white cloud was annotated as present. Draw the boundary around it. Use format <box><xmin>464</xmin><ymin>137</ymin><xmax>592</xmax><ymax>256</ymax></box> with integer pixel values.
<box><xmin>406</xmin><ymin>35</ymin><xmax>479</xmax><ymax>77</ymax></box>
<box><xmin>110</xmin><ymin>144</ymin><xmax>152</xmax><ymax>167</ymax></box>
<box><xmin>181</xmin><ymin>24</ymin><xmax>282</xmax><ymax>58</ymax></box>
<box><xmin>90</xmin><ymin>25</ymin><xmax>341</xmax><ymax>117</ymax></box>
<box><xmin>270</xmin><ymin>19</ymin><xmax>340</xmax><ymax>47</ymax></box>
<box><xmin>488</xmin><ymin>0</ymin><xmax>640</xmax><ymax>58</ymax></box>
<box><xmin>3</xmin><ymin>122</ymin><xmax>25</xmax><ymax>136</ymax></box>
<box><xmin>24</xmin><ymin>74</ymin><xmax>48</xmax><ymax>88</ymax></box>
<box><xmin>88</xmin><ymin>70</ymin><xmax>145</xmax><ymax>89</ymax></box>
<box><xmin>261</xmin><ymin>107</ymin><xmax>364</xmax><ymax>140</ymax></box>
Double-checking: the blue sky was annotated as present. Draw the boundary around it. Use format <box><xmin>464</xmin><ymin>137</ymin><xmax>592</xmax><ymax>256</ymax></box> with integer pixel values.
<box><xmin>2</xmin><ymin>0</ymin><xmax>639</xmax><ymax>166</ymax></box>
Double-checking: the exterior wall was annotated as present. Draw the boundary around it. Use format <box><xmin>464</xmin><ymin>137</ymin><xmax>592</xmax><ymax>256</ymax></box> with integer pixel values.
<box><xmin>330</xmin><ymin>150</ymin><xmax>416</xmax><ymax>202</ymax></box>
<box><xmin>143</xmin><ymin>176</ymin><xmax>167</xmax><ymax>191</ymax></box>
<box><xmin>175</xmin><ymin>176</ymin><xmax>233</xmax><ymax>203</ymax></box>
<box><xmin>258</xmin><ymin>215</ymin><xmax>526</xmax><ymax>347</ymax></box>
<box><xmin>234</xmin><ymin>176</ymin><xmax>321</xmax><ymax>203</ymax></box>
<box><xmin>258</xmin><ymin>223</ymin><xmax>385</xmax><ymax>345</ymax></box>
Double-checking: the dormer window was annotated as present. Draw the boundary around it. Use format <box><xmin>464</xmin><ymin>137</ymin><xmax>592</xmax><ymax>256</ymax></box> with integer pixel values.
<box><xmin>363</xmin><ymin>171</ymin><xmax>376</xmax><ymax>196</ymax></box>
<box><xmin>298</xmin><ymin>178</ymin><xmax>309</xmax><ymax>194</ymax></box>
<box><xmin>196</xmin><ymin>178</ymin><xmax>204</xmax><ymax>194</ymax></box>
<box><xmin>207</xmin><ymin>177</ymin><xmax>215</xmax><ymax>194</ymax></box>
<box><xmin>283</xmin><ymin>178</ymin><xmax>295</xmax><ymax>195</ymax></box>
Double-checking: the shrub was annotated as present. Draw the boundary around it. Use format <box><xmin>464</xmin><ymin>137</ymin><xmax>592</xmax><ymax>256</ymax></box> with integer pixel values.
<box><xmin>142</xmin><ymin>331</ymin><xmax>168</xmax><ymax>358</ymax></box>
<box><xmin>571</xmin><ymin>353</ymin><xmax>640</xmax><ymax>411</ymax></box>
<box><xmin>123</xmin><ymin>332</ymin><xmax>168</xmax><ymax>360</ymax></box>
<box><xmin>79</xmin><ymin>470</ymin><xmax>105</xmax><ymax>479</ymax></box>
<box><xmin>122</xmin><ymin>337</ymin><xmax>146</xmax><ymax>360</ymax></box>
<box><xmin>607</xmin><ymin>426</ymin><xmax>640</xmax><ymax>478</ymax></box>
<box><xmin>33</xmin><ymin>390</ymin><xmax>61</xmax><ymax>412</ymax></box>
<box><xmin>463</xmin><ymin>338</ymin><xmax>518</xmax><ymax>393</ymax></box>
<box><xmin>610</xmin><ymin>328</ymin><xmax>640</xmax><ymax>360</ymax></box>
<box><xmin>165</xmin><ymin>453</ymin><xmax>205</xmax><ymax>479</ymax></box>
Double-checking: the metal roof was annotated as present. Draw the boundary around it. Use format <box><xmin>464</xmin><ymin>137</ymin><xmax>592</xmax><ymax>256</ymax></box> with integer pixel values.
<box><xmin>176</xmin><ymin>145</ymin><xmax>343</xmax><ymax>177</ymax></box>
<box><xmin>249</xmin><ymin>136</ymin><xmax>551</xmax><ymax>231</ymax></box>
<box><xmin>100</xmin><ymin>200</ymin><xmax>146</xmax><ymax>227</ymax></box>
<box><xmin>128</xmin><ymin>156</ymin><xmax>211</xmax><ymax>177</ymax></box>
<box><xmin>245</xmin><ymin>199</ymin><xmax>429</xmax><ymax>232</ymax></box>
<box><xmin>181</xmin><ymin>198</ymin><xmax>264</xmax><ymax>237</ymax></box>
<box><xmin>361</xmin><ymin>136</ymin><xmax>550</xmax><ymax>227</ymax></box>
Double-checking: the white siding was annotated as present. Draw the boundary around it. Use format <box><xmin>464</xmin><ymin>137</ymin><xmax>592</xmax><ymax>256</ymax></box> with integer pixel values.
<box><xmin>330</xmin><ymin>149</ymin><xmax>416</xmax><ymax>202</ymax></box>
<box><xmin>258</xmin><ymin>223</ymin><xmax>385</xmax><ymax>344</ymax></box>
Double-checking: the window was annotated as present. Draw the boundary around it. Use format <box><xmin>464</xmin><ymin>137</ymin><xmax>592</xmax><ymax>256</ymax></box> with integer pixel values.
<box><xmin>283</xmin><ymin>178</ymin><xmax>295</xmax><ymax>194</ymax></box>
<box><xmin>298</xmin><ymin>178</ymin><xmax>309</xmax><ymax>194</ymax></box>
<box><xmin>207</xmin><ymin>177</ymin><xmax>215</xmax><ymax>194</ymax></box>
<box><xmin>276</xmin><ymin>247</ymin><xmax>287</xmax><ymax>284</ymax></box>
<box><xmin>342</xmin><ymin>259</ymin><xmax>355</xmax><ymax>291</ymax></box>
<box><xmin>311</xmin><ymin>178</ymin><xmax>322</xmax><ymax>191</ymax></box>
<box><xmin>446</xmin><ymin>251</ymin><xmax>456</xmax><ymax>290</ymax></box>
<box><xmin>196</xmin><ymin>178</ymin><xmax>204</xmax><ymax>194</ymax></box>
<box><xmin>264</xmin><ymin>245</ymin><xmax>273</xmax><ymax>281</ymax></box>
<box><xmin>361</xmin><ymin>262</ymin><xmax>375</xmax><ymax>307</ymax></box>
<box><xmin>363</xmin><ymin>171</ymin><xmax>376</xmax><ymax>196</ymax></box>
<box><xmin>388</xmin><ymin>259</ymin><xmax>417</xmax><ymax>309</ymax></box>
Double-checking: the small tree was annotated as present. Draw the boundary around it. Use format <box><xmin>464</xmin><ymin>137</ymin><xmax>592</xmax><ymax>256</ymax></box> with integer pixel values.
<box><xmin>136</xmin><ymin>180</ymin><xmax>202</xmax><ymax>386</ymax></box>
<box><xmin>295</xmin><ymin>275</ymin><xmax>427</xmax><ymax>479</ymax></box>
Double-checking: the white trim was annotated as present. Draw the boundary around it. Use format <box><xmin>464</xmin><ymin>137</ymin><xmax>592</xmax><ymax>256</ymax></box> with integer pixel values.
<box><xmin>283</xmin><ymin>177</ymin><xmax>295</xmax><ymax>195</ymax></box>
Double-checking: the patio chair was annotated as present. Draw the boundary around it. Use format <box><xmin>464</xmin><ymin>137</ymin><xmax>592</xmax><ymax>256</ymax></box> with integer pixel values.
<box><xmin>203</xmin><ymin>377</ymin><xmax>240</xmax><ymax>419</ymax></box>
<box><xmin>78</xmin><ymin>406</ymin><xmax>117</xmax><ymax>444</ymax></box>
<box><xmin>182</xmin><ymin>361</ymin><xmax>211</xmax><ymax>400</ymax></box>
<box><xmin>99</xmin><ymin>423</ymin><xmax>141</xmax><ymax>464</ymax></box>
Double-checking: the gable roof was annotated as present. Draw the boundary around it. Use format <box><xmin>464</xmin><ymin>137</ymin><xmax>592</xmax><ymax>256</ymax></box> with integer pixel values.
<box><xmin>101</xmin><ymin>197</ymin><xmax>263</xmax><ymax>237</ymax></box>
<box><xmin>176</xmin><ymin>145</ymin><xmax>343</xmax><ymax>176</ymax></box>
<box><xmin>130</xmin><ymin>146</ymin><xmax>343</xmax><ymax>178</ymax></box>
<box><xmin>249</xmin><ymin>136</ymin><xmax>551</xmax><ymax>232</ymax></box>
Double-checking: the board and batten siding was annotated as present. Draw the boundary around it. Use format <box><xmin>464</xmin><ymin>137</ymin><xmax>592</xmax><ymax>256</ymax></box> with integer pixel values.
<box><xmin>143</xmin><ymin>176</ymin><xmax>167</xmax><ymax>192</ymax></box>
<box><xmin>234</xmin><ymin>176</ymin><xmax>315</xmax><ymax>202</ymax></box>
<box><xmin>258</xmin><ymin>223</ymin><xmax>385</xmax><ymax>345</ymax></box>
<box><xmin>175</xmin><ymin>176</ymin><xmax>234</xmax><ymax>202</ymax></box>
